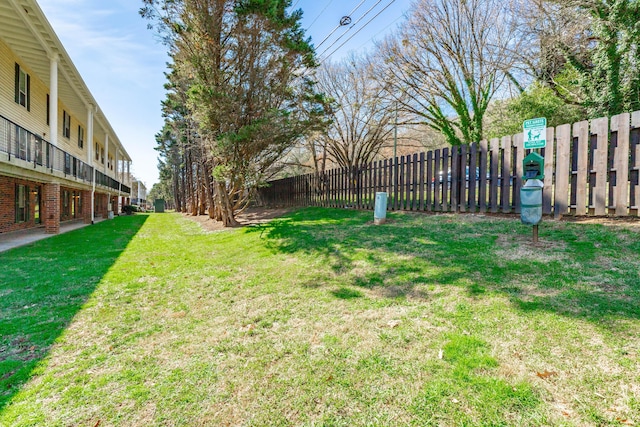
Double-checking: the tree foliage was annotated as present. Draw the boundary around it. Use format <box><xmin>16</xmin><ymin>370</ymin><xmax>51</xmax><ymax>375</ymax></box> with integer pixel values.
<box><xmin>141</xmin><ymin>0</ymin><xmax>327</xmax><ymax>225</ymax></box>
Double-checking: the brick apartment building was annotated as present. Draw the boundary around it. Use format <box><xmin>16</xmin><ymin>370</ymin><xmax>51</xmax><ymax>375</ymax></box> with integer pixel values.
<box><xmin>0</xmin><ymin>0</ymin><xmax>132</xmax><ymax>234</ymax></box>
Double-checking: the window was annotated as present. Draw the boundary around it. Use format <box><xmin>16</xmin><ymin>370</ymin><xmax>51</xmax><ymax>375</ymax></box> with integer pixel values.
<box><xmin>62</xmin><ymin>190</ymin><xmax>71</xmax><ymax>218</ymax></box>
<box><xmin>46</xmin><ymin>94</ymin><xmax>50</xmax><ymax>125</ymax></box>
<box><xmin>95</xmin><ymin>142</ymin><xmax>100</xmax><ymax>161</ymax></box>
<box><xmin>63</xmin><ymin>111</ymin><xmax>71</xmax><ymax>138</ymax></box>
<box><xmin>33</xmin><ymin>134</ymin><xmax>43</xmax><ymax>165</ymax></box>
<box><xmin>101</xmin><ymin>148</ymin><xmax>105</xmax><ymax>164</ymax></box>
<box><xmin>64</xmin><ymin>152</ymin><xmax>71</xmax><ymax>174</ymax></box>
<box><xmin>15</xmin><ymin>184</ymin><xmax>29</xmax><ymax>223</ymax></box>
<box><xmin>14</xmin><ymin>126</ymin><xmax>30</xmax><ymax>160</ymax></box>
<box><xmin>14</xmin><ymin>63</ymin><xmax>30</xmax><ymax>111</ymax></box>
<box><xmin>78</xmin><ymin>125</ymin><xmax>84</xmax><ymax>149</ymax></box>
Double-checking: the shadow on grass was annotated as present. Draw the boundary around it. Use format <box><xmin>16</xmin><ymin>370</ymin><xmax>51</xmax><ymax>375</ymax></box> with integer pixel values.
<box><xmin>248</xmin><ymin>207</ymin><xmax>640</xmax><ymax>322</ymax></box>
<box><xmin>0</xmin><ymin>214</ymin><xmax>148</xmax><ymax>411</ymax></box>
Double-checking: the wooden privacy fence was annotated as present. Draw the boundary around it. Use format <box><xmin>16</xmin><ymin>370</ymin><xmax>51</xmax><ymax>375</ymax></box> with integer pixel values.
<box><xmin>259</xmin><ymin>111</ymin><xmax>640</xmax><ymax>217</ymax></box>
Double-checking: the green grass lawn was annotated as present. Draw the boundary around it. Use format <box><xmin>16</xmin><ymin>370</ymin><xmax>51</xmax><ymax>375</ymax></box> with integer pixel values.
<box><xmin>1</xmin><ymin>208</ymin><xmax>639</xmax><ymax>426</ymax></box>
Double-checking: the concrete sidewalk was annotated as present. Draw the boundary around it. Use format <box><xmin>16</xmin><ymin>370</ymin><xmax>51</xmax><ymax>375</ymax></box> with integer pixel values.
<box><xmin>0</xmin><ymin>219</ymin><xmax>104</xmax><ymax>253</ymax></box>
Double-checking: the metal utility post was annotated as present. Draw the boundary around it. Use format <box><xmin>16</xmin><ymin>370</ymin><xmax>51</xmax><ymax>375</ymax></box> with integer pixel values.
<box><xmin>393</xmin><ymin>100</ymin><xmax>398</xmax><ymax>161</ymax></box>
<box><xmin>392</xmin><ymin>101</ymin><xmax>398</xmax><ymax>203</ymax></box>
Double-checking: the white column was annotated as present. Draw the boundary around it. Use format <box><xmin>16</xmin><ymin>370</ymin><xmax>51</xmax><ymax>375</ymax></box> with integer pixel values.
<box><xmin>86</xmin><ymin>105</ymin><xmax>94</xmax><ymax>165</ymax></box>
<box><xmin>104</xmin><ymin>134</ymin><xmax>109</xmax><ymax>174</ymax></box>
<box><xmin>49</xmin><ymin>54</ymin><xmax>59</xmax><ymax>146</ymax></box>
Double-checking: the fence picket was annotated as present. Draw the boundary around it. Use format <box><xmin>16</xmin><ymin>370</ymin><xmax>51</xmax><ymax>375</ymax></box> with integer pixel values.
<box><xmin>451</xmin><ymin>146</ymin><xmax>459</xmax><ymax>212</ymax></box>
<box><xmin>572</xmin><ymin>120</ymin><xmax>589</xmax><ymax>215</ymax></box>
<box><xmin>543</xmin><ymin>127</ymin><xmax>555</xmax><ymax>214</ymax></box>
<box><xmin>469</xmin><ymin>142</ymin><xmax>477</xmax><ymax>212</ymax></box>
<box><xmin>514</xmin><ymin>134</ymin><xmax>524</xmax><ymax>214</ymax></box>
<box><xmin>459</xmin><ymin>144</ymin><xmax>468</xmax><ymax>213</ymax></box>
<box><xmin>631</xmin><ymin>112</ymin><xmax>640</xmax><ymax>215</ymax></box>
<box><xmin>426</xmin><ymin>151</ymin><xmax>433</xmax><ymax>212</ymax></box>
<box><xmin>442</xmin><ymin>148</ymin><xmax>449</xmax><ymax>212</ymax></box>
<box><xmin>590</xmin><ymin>117</ymin><xmax>608</xmax><ymax>215</ymax></box>
<box><xmin>555</xmin><ymin>124</ymin><xmax>571</xmax><ymax>218</ymax></box>
<box><xmin>434</xmin><ymin>149</ymin><xmax>441</xmax><ymax>211</ymax></box>
<box><xmin>501</xmin><ymin>136</ymin><xmax>511</xmax><ymax>213</ymax></box>
<box><xmin>478</xmin><ymin>140</ymin><xmax>488</xmax><ymax>213</ymax></box>
<box><xmin>611</xmin><ymin>113</ymin><xmax>630</xmax><ymax>216</ymax></box>
<box><xmin>488</xmin><ymin>138</ymin><xmax>499</xmax><ymax>213</ymax></box>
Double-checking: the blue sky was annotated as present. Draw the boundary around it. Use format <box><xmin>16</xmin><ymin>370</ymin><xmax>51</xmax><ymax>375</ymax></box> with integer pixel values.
<box><xmin>37</xmin><ymin>0</ymin><xmax>412</xmax><ymax>188</ymax></box>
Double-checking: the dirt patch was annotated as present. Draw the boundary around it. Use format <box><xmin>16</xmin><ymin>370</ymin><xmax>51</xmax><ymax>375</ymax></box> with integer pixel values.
<box><xmin>186</xmin><ymin>207</ymin><xmax>293</xmax><ymax>232</ymax></box>
<box><xmin>560</xmin><ymin>215</ymin><xmax>640</xmax><ymax>228</ymax></box>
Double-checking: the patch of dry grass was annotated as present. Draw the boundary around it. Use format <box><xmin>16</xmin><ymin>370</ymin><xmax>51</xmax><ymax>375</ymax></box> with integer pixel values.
<box><xmin>1</xmin><ymin>208</ymin><xmax>639</xmax><ymax>426</ymax></box>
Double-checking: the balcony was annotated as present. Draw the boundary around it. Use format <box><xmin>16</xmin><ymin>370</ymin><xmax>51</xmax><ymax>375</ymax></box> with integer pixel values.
<box><xmin>0</xmin><ymin>114</ymin><xmax>130</xmax><ymax>194</ymax></box>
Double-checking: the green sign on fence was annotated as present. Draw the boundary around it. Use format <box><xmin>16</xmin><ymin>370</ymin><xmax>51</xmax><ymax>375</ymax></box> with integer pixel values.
<box><xmin>523</xmin><ymin>117</ymin><xmax>547</xmax><ymax>149</ymax></box>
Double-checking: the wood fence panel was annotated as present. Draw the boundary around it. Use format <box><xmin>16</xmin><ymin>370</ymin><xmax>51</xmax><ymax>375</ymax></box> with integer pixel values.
<box><xmin>459</xmin><ymin>144</ymin><xmax>468</xmax><ymax>213</ymax></box>
<box><xmin>572</xmin><ymin>120</ymin><xmax>589</xmax><ymax>215</ymax></box>
<box><xmin>555</xmin><ymin>124</ymin><xmax>571</xmax><ymax>218</ymax></box>
<box><xmin>391</xmin><ymin>158</ymin><xmax>397</xmax><ymax>210</ymax></box>
<box><xmin>611</xmin><ymin>113</ymin><xmax>630</xmax><ymax>216</ymax></box>
<box><xmin>590</xmin><ymin>117</ymin><xmax>608</xmax><ymax>215</ymax></box>
<box><xmin>426</xmin><ymin>151</ymin><xmax>433</xmax><ymax>212</ymax></box>
<box><xmin>382</xmin><ymin>159</ymin><xmax>389</xmax><ymax>198</ymax></box>
<box><xmin>342</xmin><ymin>167</ymin><xmax>347</xmax><ymax>207</ymax></box>
<box><xmin>434</xmin><ymin>149</ymin><xmax>442</xmax><ymax>211</ymax></box>
<box><xmin>543</xmin><ymin>127</ymin><xmax>555</xmax><ymax>214</ymax></box>
<box><xmin>333</xmin><ymin>168</ymin><xmax>338</xmax><ymax>207</ymax></box>
<box><xmin>419</xmin><ymin>152</ymin><xmax>425</xmax><ymax>211</ymax></box>
<box><xmin>514</xmin><ymin>133</ymin><xmax>524</xmax><ymax>214</ymax></box>
<box><xmin>478</xmin><ymin>140</ymin><xmax>488</xmax><ymax>213</ymax></box>
<box><xmin>501</xmin><ymin>136</ymin><xmax>512</xmax><ymax>213</ymax></box>
<box><xmin>332</xmin><ymin>168</ymin><xmax>337</xmax><ymax>207</ymax></box>
<box><xmin>377</xmin><ymin>160</ymin><xmax>383</xmax><ymax>196</ymax></box>
<box><xmin>412</xmin><ymin>153</ymin><xmax>419</xmax><ymax>210</ymax></box>
<box><xmin>442</xmin><ymin>148</ymin><xmax>449</xmax><ymax>212</ymax></box>
<box><xmin>468</xmin><ymin>142</ymin><xmax>477</xmax><ymax>212</ymax></box>
<box><xmin>405</xmin><ymin>155</ymin><xmax>412</xmax><ymax>210</ymax></box>
<box><xmin>367</xmin><ymin>161</ymin><xmax>377</xmax><ymax>210</ymax></box>
<box><xmin>631</xmin><ymin>112</ymin><xmax>640</xmax><ymax>215</ymax></box>
<box><xmin>451</xmin><ymin>146</ymin><xmax>459</xmax><ymax>212</ymax></box>
<box><xmin>490</xmin><ymin>138</ymin><xmax>499</xmax><ymax>213</ymax></box>
<box><xmin>398</xmin><ymin>156</ymin><xmax>404</xmax><ymax>210</ymax></box>
<box><xmin>387</xmin><ymin>159</ymin><xmax>394</xmax><ymax>208</ymax></box>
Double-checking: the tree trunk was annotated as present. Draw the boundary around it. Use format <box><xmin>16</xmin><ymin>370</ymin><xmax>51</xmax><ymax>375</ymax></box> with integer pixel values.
<box><xmin>203</xmin><ymin>160</ymin><xmax>216</xmax><ymax>219</ymax></box>
<box><xmin>215</xmin><ymin>180</ymin><xmax>239</xmax><ymax>227</ymax></box>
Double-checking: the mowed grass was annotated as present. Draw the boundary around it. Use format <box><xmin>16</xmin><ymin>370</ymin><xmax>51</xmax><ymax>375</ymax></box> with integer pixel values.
<box><xmin>1</xmin><ymin>208</ymin><xmax>639</xmax><ymax>426</ymax></box>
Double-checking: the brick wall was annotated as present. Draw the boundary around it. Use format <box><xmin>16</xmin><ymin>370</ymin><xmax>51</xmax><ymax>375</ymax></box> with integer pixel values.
<box><xmin>82</xmin><ymin>190</ymin><xmax>92</xmax><ymax>223</ymax></box>
<box><xmin>0</xmin><ymin>175</ymin><xmax>43</xmax><ymax>234</ymax></box>
<box><xmin>44</xmin><ymin>182</ymin><xmax>60</xmax><ymax>234</ymax></box>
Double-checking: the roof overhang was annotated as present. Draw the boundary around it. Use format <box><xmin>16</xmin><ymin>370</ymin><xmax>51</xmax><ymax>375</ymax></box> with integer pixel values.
<box><xmin>0</xmin><ymin>0</ymin><xmax>132</xmax><ymax>162</ymax></box>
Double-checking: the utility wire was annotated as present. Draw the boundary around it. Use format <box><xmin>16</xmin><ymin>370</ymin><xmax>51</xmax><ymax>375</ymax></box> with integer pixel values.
<box><xmin>352</xmin><ymin>12</ymin><xmax>404</xmax><ymax>51</ymax></box>
<box><xmin>306</xmin><ymin>0</ymin><xmax>335</xmax><ymax>31</ymax></box>
<box><xmin>319</xmin><ymin>0</ymin><xmax>397</xmax><ymax>64</ymax></box>
<box><xmin>317</xmin><ymin>0</ymin><xmax>387</xmax><ymax>59</ymax></box>
<box><xmin>315</xmin><ymin>0</ymin><xmax>368</xmax><ymax>50</ymax></box>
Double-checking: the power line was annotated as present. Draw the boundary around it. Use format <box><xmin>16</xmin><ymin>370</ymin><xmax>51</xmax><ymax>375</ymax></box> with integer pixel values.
<box><xmin>316</xmin><ymin>0</ymin><xmax>387</xmax><ymax>59</ymax></box>
<box><xmin>352</xmin><ymin>12</ymin><xmax>404</xmax><ymax>52</ymax></box>
<box><xmin>315</xmin><ymin>0</ymin><xmax>368</xmax><ymax>50</ymax></box>
<box><xmin>306</xmin><ymin>0</ymin><xmax>335</xmax><ymax>31</ymax></box>
<box><xmin>320</xmin><ymin>0</ymin><xmax>397</xmax><ymax>63</ymax></box>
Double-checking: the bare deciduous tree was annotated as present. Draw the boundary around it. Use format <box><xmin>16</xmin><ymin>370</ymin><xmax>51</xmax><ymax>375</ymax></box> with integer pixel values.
<box><xmin>317</xmin><ymin>56</ymin><xmax>396</xmax><ymax>169</ymax></box>
<box><xmin>377</xmin><ymin>0</ymin><xmax>520</xmax><ymax>145</ymax></box>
